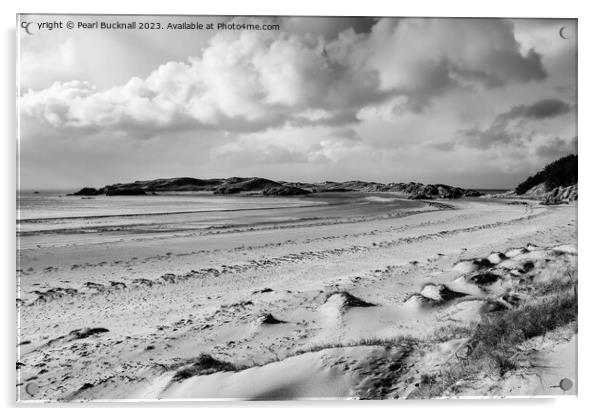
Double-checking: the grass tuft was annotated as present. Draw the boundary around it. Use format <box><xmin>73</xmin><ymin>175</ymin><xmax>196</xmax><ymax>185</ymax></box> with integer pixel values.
<box><xmin>411</xmin><ymin>277</ymin><xmax>577</xmax><ymax>398</ymax></box>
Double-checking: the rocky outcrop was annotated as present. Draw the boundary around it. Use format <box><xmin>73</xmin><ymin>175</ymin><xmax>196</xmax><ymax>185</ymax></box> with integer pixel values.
<box><xmin>542</xmin><ymin>184</ymin><xmax>578</xmax><ymax>205</ymax></box>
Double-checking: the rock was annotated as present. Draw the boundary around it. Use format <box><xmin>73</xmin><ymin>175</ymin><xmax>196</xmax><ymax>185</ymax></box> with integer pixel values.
<box><xmin>541</xmin><ymin>184</ymin><xmax>578</xmax><ymax>205</ymax></box>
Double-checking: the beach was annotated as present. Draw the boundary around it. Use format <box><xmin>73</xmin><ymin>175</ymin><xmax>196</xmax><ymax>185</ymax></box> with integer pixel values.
<box><xmin>16</xmin><ymin>192</ymin><xmax>577</xmax><ymax>401</ymax></box>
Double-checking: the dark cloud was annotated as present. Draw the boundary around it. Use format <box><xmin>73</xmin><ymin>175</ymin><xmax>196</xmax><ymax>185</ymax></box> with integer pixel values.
<box><xmin>400</xmin><ymin>58</ymin><xmax>457</xmax><ymax>111</ymax></box>
<box><xmin>501</xmin><ymin>98</ymin><xmax>571</xmax><ymax>121</ymax></box>
<box><xmin>495</xmin><ymin>48</ymin><xmax>547</xmax><ymax>84</ymax></box>
<box><xmin>451</xmin><ymin>98</ymin><xmax>572</xmax><ymax>150</ymax></box>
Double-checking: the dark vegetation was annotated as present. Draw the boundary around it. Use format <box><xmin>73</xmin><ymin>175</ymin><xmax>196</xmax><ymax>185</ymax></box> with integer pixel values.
<box><xmin>470</xmin><ymin>291</ymin><xmax>576</xmax><ymax>356</ymax></box>
<box><xmin>515</xmin><ymin>154</ymin><xmax>577</xmax><ymax>195</ymax></box>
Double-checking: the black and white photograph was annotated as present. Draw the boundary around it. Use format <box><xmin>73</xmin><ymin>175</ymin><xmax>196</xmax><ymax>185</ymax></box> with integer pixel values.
<box><xmin>16</xmin><ymin>13</ymin><xmax>578</xmax><ymax>402</ymax></box>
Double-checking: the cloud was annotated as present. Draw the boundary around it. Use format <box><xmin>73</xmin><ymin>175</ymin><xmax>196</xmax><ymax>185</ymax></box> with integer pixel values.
<box><xmin>536</xmin><ymin>136</ymin><xmax>577</xmax><ymax>158</ymax></box>
<box><xmin>20</xmin><ymin>18</ymin><xmax>549</xmax><ymax>139</ymax></box>
<box><xmin>356</xmin><ymin>18</ymin><xmax>547</xmax><ymax>109</ymax></box>
<box><xmin>500</xmin><ymin>98</ymin><xmax>571</xmax><ymax>121</ymax></box>
<box><xmin>449</xmin><ymin>98</ymin><xmax>572</xmax><ymax>150</ymax></box>
<box><xmin>458</xmin><ymin>125</ymin><xmax>520</xmax><ymax>150</ymax></box>
<box><xmin>210</xmin><ymin>122</ymin><xmax>365</xmax><ymax>168</ymax></box>
<box><xmin>19</xmin><ymin>39</ymin><xmax>82</xmax><ymax>90</ymax></box>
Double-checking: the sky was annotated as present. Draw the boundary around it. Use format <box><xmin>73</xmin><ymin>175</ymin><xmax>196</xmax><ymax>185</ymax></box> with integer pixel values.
<box><xmin>17</xmin><ymin>15</ymin><xmax>577</xmax><ymax>190</ymax></box>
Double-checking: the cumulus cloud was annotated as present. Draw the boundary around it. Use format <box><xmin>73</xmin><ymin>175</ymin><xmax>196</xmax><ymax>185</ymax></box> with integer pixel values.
<box><xmin>355</xmin><ymin>18</ymin><xmax>546</xmax><ymax>109</ymax></box>
<box><xmin>20</xmin><ymin>18</ymin><xmax>549</xmax><ymax>138</ymax></box>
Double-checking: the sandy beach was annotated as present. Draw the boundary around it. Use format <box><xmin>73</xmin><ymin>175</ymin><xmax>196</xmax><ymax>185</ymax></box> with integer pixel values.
<box><xmin>16</xmin><ymin>193</ymin><xmax>577</xmax><ymax>401</ymax></box>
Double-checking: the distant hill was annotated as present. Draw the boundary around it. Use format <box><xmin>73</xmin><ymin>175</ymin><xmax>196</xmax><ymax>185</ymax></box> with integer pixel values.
<box><xmin>69</xmin><ymin>177</ymin><xmax>483</xmax><ymax>199</ymax></box>
<box><xmin>515</xmin><ymin>155</ymin><xmax>577</xmax><ymax>195</ymax></box>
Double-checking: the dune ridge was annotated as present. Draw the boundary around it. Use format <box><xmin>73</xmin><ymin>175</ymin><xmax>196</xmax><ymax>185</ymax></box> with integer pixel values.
<box><xmin>70</xmin><ymin>177</ymin><xmax>483</xmax><ymax>199</ymax></box>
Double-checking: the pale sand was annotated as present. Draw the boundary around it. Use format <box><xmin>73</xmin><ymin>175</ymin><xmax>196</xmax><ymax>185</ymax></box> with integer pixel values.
<box><xmin>16</xmin><ymin>197</ymin><xmax>577</xmax><ymax>401</ymax></box>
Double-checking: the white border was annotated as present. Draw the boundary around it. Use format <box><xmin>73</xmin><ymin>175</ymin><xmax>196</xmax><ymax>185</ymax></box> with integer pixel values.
<box><xmin>3</xmin><ymin>1</ymin><xmax>599</xmax><ymax>415</ymax></box>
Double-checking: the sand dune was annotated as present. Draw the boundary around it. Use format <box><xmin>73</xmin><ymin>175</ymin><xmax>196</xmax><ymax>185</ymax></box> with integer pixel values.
<box><xmin>16</xmin><ymin>197</ymin><xmax>577</xmax><ymax>401</ymax></box>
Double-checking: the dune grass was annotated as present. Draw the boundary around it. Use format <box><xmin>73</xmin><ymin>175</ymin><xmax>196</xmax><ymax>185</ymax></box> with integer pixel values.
<box><xmin>293</xmin><ymin>334</ymin><xmax>420</xmax><ymax>357</ymax></box>
<box><xmin>411</xmin><ymin>275</ymin><xmax>577</xmax><ymax>398</ymax></box>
